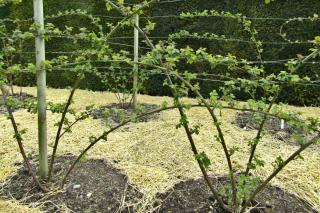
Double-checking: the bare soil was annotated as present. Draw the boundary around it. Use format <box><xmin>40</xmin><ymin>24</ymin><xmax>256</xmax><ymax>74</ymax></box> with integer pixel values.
<box><xmin>0</xmin><ymin>155</ymin><xmax>143</xmax><ymax>212</ymax></box>
<box><xmin>89</xmin><ymin>103</ymin><xmax>160</xmax><ymax>127</ymax></box>
<box><xmin>1</xmin><ymin>157</ymin><xmax>317</xmax><ymax>212</ymax></box>
<box><xmin>156</xmin><ymin>176</ymin><xmax>318</xmax><ymax>213</ymax></box>
<box><xmin>234</xmin><ymin>112</ymin><xmax>304</xmax><ymax>145</ymax></box>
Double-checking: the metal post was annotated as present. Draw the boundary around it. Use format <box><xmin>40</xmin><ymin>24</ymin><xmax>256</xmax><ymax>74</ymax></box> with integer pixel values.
<box><xmin>33</xmin><ymin>0</ymin><xmax>48</xmax><ymax>179</ymax></box>
<box><xmin>133</xmin><ymin>15</ymin><xmax>139</xmax><ymax>109</ymax></box>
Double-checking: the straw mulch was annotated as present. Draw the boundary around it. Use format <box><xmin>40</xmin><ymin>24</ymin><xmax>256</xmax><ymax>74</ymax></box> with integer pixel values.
<box><xmin>0</xmin><ymin>87</ymin><xmax>319</xmax><ymax>212</ymax></box>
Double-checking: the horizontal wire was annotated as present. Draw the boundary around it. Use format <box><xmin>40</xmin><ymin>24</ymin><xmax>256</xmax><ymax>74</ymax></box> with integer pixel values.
<box><xmin>43</xmin><ymin>35</ymin><xmax>153</xmax><ymax>50</ymax></box>
<box><xmin>91</xmin><ymin>13</ymin><xmax>317</xmax><ymax>21</ymax></box>
<box><xmin>108</xmin><ymin>41</ymin><xmax>153</xmax><ymax>50</ymax></box>
<box><xmin>98</xmin><ymin>67</ymin><xmax>320</xmax><ymax>83</ymax></box>
<box><xmin>1</xmin><ymin>34</ymin><xmax>314</xmax><ymax>46</ymax></box>
<box><xmin>43</xmin><ymin>65</ymin><xmax>320</xmax><ymax>87</ymax></box>
<box><xmin>73</xmin><ymin>14</ymin><xmax>320</xmax><ymax>22</ymax></box>
<box><xmin>107</xmin><ymin>0</ymin><xmax>189</xmax><ymax>6</ymax></box>
<box><xmin>12</xmin><ymin>60</ymin><xmax>320</xmax><ymax>86</ymax></box>
<box><xmin>139</xmin><ymin>69</ymin><xmax>320</xmax><ymax>87</ymax></box>
<box><xmin>2</xmin><ymin>9</ymin><xmax>316</xmax><ymax>22</ymax></box>
<box><xmin>17</xmin><ymin>51</ymin><xmax>81</xmax><ymax>54</ymax></box>
<box><xmin>5</xmin><ymin>49</ymin><xmax>320</xmax><ymax>65</ymax></box>
<box><xmin>107</xmin><ymin>35</ymin><xmax>314</xmax><ymax>45</ymax></box>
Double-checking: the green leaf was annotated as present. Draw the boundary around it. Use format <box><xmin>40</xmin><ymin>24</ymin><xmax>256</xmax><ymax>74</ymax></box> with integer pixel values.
<box><xmin>106</xmin><ymin>3</ymin><xmax>113</xmax><ymax>11</ymax></box>
<box><xmin>176</xmin><ymin>114</ymin><xmax>188</xmax><ymax>129</ymax></box>
<box><xmin>195</xmin><ymin>152</ymin><xmax>211</xmax><ymax>169</ymax></box>
<box><xmin>209</xmin><ymin>90</ymin><xmax>219</xmax><ymax>104</ymax></box>
<box><xmin>161</xmin><ymin>101</ymin><xmax>168</xmax><ymax>109</ymax></box>
<box><xmin>146</xmin><ymin>20</ymin><xmax>156</xmax><ymax>32</ymax></box>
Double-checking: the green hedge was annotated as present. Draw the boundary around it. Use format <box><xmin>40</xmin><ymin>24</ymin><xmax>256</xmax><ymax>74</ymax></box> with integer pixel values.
<box><xmin>5</xmin><ymin>0</ymin><xmax>320</xmax><ymax>105</ymax></box>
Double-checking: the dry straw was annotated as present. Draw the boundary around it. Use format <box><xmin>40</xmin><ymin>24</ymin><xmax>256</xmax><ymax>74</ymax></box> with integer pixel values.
<box><xmin>0</xmin><ymin>86</ymin><xmax>319</xmax><ymax>212</ymax></box>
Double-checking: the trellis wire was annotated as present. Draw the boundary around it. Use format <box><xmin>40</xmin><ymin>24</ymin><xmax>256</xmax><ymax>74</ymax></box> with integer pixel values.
<box><xmin>1</xmin><ymin>3</ymin><xmax>319</xmax><ymax>82</ymax></box>
<box><xmin>43</xmin><ymin>65</ymin><xmax>320</xmax><ymax>87</ymax></box>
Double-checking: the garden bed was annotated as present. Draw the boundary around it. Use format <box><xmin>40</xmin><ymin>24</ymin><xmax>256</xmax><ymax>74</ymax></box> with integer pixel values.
<box><xmin>157</xmin><ymin>176</ymin><xmax>318</xmax><ymax>213</ymax></box>
<box><xmin>0</xmin><ymin>87</ymin><xmax>319</xmax><ymax>212</ymax></box>
<box><xmin>1</xmin><ymin>162</ymin><xmax>317</xmax><ymax>212</ymax></box>
<box><xmin>0</xmin><ymin>155</ymin><xmax>143</xmax><ymax>212</ymax></box>
<box><xmin>234</xmin><ymin>112</ymin><xmax>303</xmax><ymax>145</ymax></box>
<box><xmin>89</xmin><ymin>103</ymin><xmax>160</xmax><ymax>127</ymax></box>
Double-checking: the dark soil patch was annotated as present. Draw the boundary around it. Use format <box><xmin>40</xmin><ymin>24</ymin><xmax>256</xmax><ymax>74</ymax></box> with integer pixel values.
<box><xmin>234</xmin><ymin>112</ymin><xmax>303</xmax><ymax>144</ymax></box>
<box><xmin>90</xmin><ymin>103</ymin><xmax>160</xmax><ymax>127</ymax></box>
<box><xmin>156</xmin><ymin>176</ymin><xmax>318</xmax><ymax>213</ymax></box>
<box><xmin>0</xmin><ymin>92</ymin><xmax>35</xmax><ymax>114</ymax></box>
<box><xmin>0</xmin><ymin>155</ymin><xmax>143</xmax><ymax>212</ymax></box>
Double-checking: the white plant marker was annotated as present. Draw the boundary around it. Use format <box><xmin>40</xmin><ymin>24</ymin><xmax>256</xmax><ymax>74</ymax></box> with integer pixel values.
<box><xmin>280</xmin><ymin>119</ymin><xmax>285</xmax><ymax>130</ymax></box>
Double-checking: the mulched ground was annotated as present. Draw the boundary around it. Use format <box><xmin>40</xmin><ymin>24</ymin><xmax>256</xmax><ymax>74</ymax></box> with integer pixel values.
<box><xmin>234</xmin><ymin>112</ymin><xmax>304</xmax><ymax>145</ymax></box>
<box><xmin>156</xmin><ymin>176</ymin><xmax>318</xmax><ymax>213</ymax></box>
<box><xmin>0</xmin><ymin>155</ymin><xmax>143</xmax><ymax>212</ymax></box>
<box><xmin>1</xmin><ymin>157</ymin><xmax>317</xmax><ymax>213</ymax></box>
<box><xmin>89</xmin><ymin>103</ymin><xmax>160</xmax><ymax>127</ymax></box>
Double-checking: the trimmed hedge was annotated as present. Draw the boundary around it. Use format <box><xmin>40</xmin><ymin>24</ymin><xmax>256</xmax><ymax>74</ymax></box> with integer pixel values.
<box><xmin>4</xmin><ymin>0</ymin><xmax>320</xmax><ymax>105</ymax></box>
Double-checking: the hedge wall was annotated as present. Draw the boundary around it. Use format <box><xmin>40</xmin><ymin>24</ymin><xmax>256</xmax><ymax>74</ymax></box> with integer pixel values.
<box><xmin>2</xmin><ymin>0</ymin><xmax>320</xmax><ymax>105</ymax></box>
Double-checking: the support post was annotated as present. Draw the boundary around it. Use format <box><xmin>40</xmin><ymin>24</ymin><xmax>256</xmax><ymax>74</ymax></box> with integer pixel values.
<box><xmin>133</xmin><ymin>15</ymin><xmax>139</xmax><ymax>109</ymax></box>
<box><xmin>33</xmin><ymin>0</ymin><xmax>48</xmax><ymax>179</ymax></box>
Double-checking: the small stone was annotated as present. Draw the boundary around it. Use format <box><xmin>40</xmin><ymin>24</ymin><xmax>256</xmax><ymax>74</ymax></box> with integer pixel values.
<box><xmin>87</xmin><ymin>192</ymin><xmax>92</xmax><ymax>198</ymax></box>
<box><xmin>73</xmin><ymin>184</ymin><xmax>81</xmax><ymax>189</ymax></box>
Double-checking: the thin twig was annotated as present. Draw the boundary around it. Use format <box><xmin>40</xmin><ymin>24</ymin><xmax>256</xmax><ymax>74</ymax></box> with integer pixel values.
<box><xmin>1</xmin><ymin>85</ymin><xmax>47</xmax><ymax>192</ymax></box>
<box><xmin>240</xmin><ymin>134</ymin><xmax>320</xmax><ymax>212</ymax></box>
<box><xmin>48</xmin><ymin>74</ymin><xmax>83</xmax><ymax>181</ymax></box>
